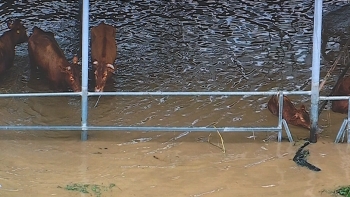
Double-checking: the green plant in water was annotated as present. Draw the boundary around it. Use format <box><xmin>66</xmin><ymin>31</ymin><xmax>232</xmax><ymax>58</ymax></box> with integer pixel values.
<box><xmin>109</xmin><ymin>183</ymin><xmax>116</xmax><ymax>189</ymax></box>
<box><xmin>91</xmin><ymin>184</ymin><xmax>102</xmax><ymax>197</ymax></box>
<box><xmin>59</xmin><ymin>183</ymin><xmax>116</xmax><ymax>197</ymax></box>
<box><xmin>64</xmin><ymin>183</ymin><xmax>89</xmax><ymax>193</ymax></box>
<box><xmin>335</xmin><ymin>185</ymin><xmax>350</xmax><ymax>197</ymax></box>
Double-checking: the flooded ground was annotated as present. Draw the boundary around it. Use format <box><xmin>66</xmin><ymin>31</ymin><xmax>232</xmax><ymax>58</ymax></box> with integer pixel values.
<box><xmin>1</xmin><ymin>0</ymin><xmax>350</xmax><ymax>196</ymax></box>
<box><xmin>1</xmin><ymin>131</ymin><xmax>350</xmax><ymax>196</ymax></box>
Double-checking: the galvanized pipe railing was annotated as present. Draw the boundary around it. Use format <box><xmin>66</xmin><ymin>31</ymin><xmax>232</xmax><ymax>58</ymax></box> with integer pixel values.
<box><xmin>344</xmin><ymin>97</ymin><xmax>350</xmax><ymax>143</ymax></box>
<box><xmin>0</xmin><ymin>91</ymin><xmax>311</xmax><ymax>97</ymax></box>
<box><xmin>320</xmin><ymin>96</ymin><xmax>350</xmax><ymax>143</ymax></box>
<box><xmin>0</xmin><ymin>90</ymin><xmax>295</xmax><ymax>142</ymax></box>
<box><xmin>309</xmin><ymin>0</ymin><xmax>323</xmax><ymax>143</ymax></box>
<box><xmin>87</xmin><ymin>91</ymin><xmax>311</xmax><ymax>97</ymax></box>
<box><xmin>81</xmin><ymin>0</ymin><xmax>89</xmax><ymax>140</ymax></box>
<box><xmin>277</xmin><ymin>93</ymin><xmax>284</xmax><ymax>141</ymax></box>
<box><xmin>0</xmin><ymin>92</ymin><xmax>81</xmax><ymax>97</ymax></box>
<box><xmin>0</xmin><ymin>125</ymin><xmax>280</xmax><ymax>132</ymax></box>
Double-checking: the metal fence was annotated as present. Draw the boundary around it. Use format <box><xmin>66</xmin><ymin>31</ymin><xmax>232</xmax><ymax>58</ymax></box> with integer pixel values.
<box><xmin>320</xmin><ymin>96</ymin><xmax>350</xmax><ymax>143</ymax></box>
<box><xmin>0</xmin><ymin>90</ymin><xmax>306</xmax><ymax>143</ymax></box>
<box><xmin>2</xmin><ymin>0</ymin><xmax>350</xmax><ymax>143</ymax></box>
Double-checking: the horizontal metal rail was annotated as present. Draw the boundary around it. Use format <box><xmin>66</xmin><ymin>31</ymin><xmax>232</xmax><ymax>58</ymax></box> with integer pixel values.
<box><xmin>0</xmin><ymin>125</ymin><xmax>282</xmax><ymax>132</ymax></box>
<box><xmin>0</xmin><ymin>92</ymin><xmax>81</xmax><ymax>97</ymax></box>
<box><xmin>0</xmin><ymin>126</ymin><xmax>81</xmax><ymax>130</ymax></box>
<box><xmin>319</xmin><ymin>96</ymin><xmax>350</xmax><ymax>101</ymax></box>
<box><xmin>87</xmin><ymin>91</ymin><xmax>311</xmax><ymax>96</ymax></box>
<box><xmin>0</xmin><ymin>91</ymin><xmax>311</xmax><ymax>98</ymax></box>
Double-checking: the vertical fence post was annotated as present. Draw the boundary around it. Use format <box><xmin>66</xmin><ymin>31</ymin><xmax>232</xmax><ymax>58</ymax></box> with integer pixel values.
<box><xmin>310</xmin><ymin>0</ymin><xmax>323</xmax><ymax>143</ymax></box>
<box><xmin>347</xmin><ymin>98</ymin><xmax>350</xmax><ymax>143</ymax></box>
<box><xmin>81</xmin><ymin>0</ymin><xmax>89</xmax><ymax>141</ymax></box>
<box><xmin>278</xmin><ymin>92</ymin><xmax>283</xmax><ymax>142</ymax></box>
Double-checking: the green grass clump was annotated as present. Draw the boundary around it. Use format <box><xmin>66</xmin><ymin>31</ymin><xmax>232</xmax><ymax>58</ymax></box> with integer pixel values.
<box><xmin>334</xmin><ymin>185</ymin><xmax>350</xmax><ymax>197</ymax></box>
<box><xmin>58</xmin><ymin>183</ymin><xmax>116</xmax><ymax>197</ymax></box>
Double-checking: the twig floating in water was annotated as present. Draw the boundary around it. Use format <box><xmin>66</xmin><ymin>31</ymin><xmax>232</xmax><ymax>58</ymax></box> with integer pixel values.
<box><xmin>207</xmin><ymin>126</ymin><xmax>226</xmax><ymax>153</ymax></box>
<box><xmin>94</xmin><ymin>95</ymin><xmax>102</xmax><ymax>108</ymax></box>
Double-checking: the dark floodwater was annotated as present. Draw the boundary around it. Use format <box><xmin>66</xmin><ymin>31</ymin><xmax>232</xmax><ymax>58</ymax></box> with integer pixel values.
<box><xmin>0</xmin><ymin>0</ymin><xmax>349</xmax><ymax>130</ymax></box>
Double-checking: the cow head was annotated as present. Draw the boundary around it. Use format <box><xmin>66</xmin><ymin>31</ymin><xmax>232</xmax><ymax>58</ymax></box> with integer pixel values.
<box><xmin>7</xmin><ymin>19</ymin><xmax>28</xmax><ymax>44</ymax></box>
<box><xmin>93</xmin><ymin>60</ymin><xmax>115</xmax><ymax>92</ymax></box>
<box><xmin>290</xmin><ymin>105</ymin><xmax>311</xmax><ymax>130</ymax></box>
<box><xmin>62</xmin><ymin>57</ymin><xmax>81</xmax><ymax>92</ymax></box>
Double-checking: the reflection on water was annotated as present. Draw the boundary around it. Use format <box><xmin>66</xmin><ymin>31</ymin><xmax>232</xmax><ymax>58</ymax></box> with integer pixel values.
<box><xmin>0</xmin><ymin>1</ymin><xmax>349</xmax><ymax>132</ymax></box>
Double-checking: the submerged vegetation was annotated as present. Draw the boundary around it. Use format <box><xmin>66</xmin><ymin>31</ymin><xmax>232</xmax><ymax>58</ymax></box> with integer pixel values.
<box><xmin>323</xmin><ymin>185</ymin><xmax>350</xmax><ymax>197</ymax></box>
<box><xmin>334</xmin><ymin>186</ymin><xmax>350</xmax><ymax>197</ymax></box>
<box><xmin>58</xmin><ymin>183</ymin><xmax>116</xmax><ymax>197</ymax></box>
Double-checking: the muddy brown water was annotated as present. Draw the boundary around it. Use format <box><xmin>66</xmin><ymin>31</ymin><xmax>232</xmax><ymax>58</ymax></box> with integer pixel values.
<box><xmin>1</xmin><ymin>0</ymin><xmax>350</xmax><ymax>196</ymax></box>
<box><xmin>1</xmin><ymin>131</ymin><xmax>350</xmax><ymax>197</ymax></box>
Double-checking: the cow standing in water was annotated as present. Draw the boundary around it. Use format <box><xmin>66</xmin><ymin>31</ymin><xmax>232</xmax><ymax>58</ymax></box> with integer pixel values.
<box><xmin>332</xmin><ymin>76</ymin><xmax>350</xmax><ymax>114</ymax></box>
<box><xmin>267</xmin><ymin>95</ymin><xmax>311</xmax><ymax>130</ymax></box>
<box><xmin>28</xmin><ymin>27</ymin><xmax>81</xmax><ymax>92</ymax></box>
<box><xmin>0</xmin><ymin>19</ymin><xmax>28</xmax><ymax>75</ymax></box>
<box><xmin>91</xmin><ymin>22</ymin><xmax>117</xmax><ymax>92</ymax></box>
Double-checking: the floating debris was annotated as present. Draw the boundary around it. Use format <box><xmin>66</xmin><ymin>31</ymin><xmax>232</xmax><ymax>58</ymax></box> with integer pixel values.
<box><xmin>293</xmin><ymin>141</ymin><xmax>321</xmax><ymax>172</ymax></box>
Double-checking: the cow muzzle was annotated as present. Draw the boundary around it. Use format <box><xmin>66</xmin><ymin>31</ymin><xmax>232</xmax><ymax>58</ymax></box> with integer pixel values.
<box><xmin>95</xmin><ymin>87</ymin><xmax>103</xmax><ymax>92</ymax></box>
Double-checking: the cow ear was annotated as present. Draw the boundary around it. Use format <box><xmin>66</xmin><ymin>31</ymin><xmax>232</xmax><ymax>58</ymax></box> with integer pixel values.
<box><xmin>72</xmin><ymin>56</ymin><xmax>79</xmax><ymax>64</ymax></box>
<box><xmin>93</xmin><ymin>61</ymin><xmax>98</xmax><ymax>67</ymax></box>
<box><xmin>290</xmin><ymin>114</ymin><xmax>298</xmax><ymax>121</ymax></box>
<box><xmin>7</xmin><ymin>20</ymin><xmax>13</xmax><ymax>29</ymax></box>
<box><xmin>107</xmin><ymin>64</ymin><xmax>115</xmax><ymax>70</ymax></box>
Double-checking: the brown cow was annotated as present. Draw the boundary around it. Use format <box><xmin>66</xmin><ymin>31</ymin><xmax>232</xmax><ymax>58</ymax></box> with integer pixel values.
<box><xmin>0</xmin><ymin>19</ymin><xmax>28</xmax><ymax>75</ymax></box>
<box><xmin>28</xmin><ymin>27</ymin><xmax>81</xmax><ymax>92</ymax></box>
<box><xmin>267</xmin><ymin>95</ymin><xmax>311</xmax><ymax>130</ymax></box>
<box><xmin>332</xmin><ymin>76</ymin><xmax>350</xmax><ymax>114</ymax></box>
<box><xmin>91</xmin><ymin>22</ymin><xmax>117</xmax><ymax>92</ymax></box>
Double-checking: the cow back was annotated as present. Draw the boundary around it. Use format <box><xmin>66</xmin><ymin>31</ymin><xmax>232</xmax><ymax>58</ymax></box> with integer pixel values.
<box><xmin>28</xmin><ymin>27</ymin><xmax>81</xmax><ymax>92</ymax></box>
<box><xmin>91</xmin><ymin>22</ymin><xmax>117</xmax><ymax>64</ymax></box>
<box><xmin>333</xmin><ymin>77</ymin><xmax>350</xmax><ymax>96</ymax></box>
<box><xmin>28</xmin><ymin>27</ymin><xmax>66</xmax><ymax>80</ymax></box>
<box><xmin>332</xmin><ymin>76</ymin><xmax>350</xmax><ymax>113</ymax></box>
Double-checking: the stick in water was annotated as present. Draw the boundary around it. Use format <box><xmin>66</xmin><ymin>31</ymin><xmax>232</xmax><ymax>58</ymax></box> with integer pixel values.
<box><xmin>94</xmin><ymin>95</ymin><xmax>102</xmax><ymax>107</ymax></box>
